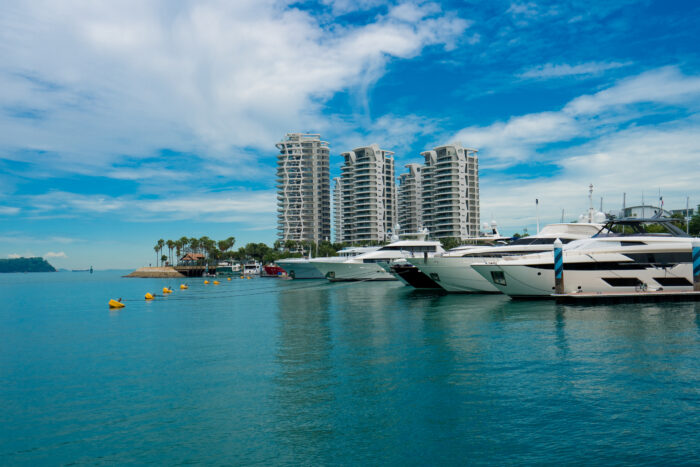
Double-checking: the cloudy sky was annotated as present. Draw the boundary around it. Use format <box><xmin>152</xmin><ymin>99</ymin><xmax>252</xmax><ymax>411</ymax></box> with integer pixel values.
<box><xmin>1</xmin><ymin>0</ymin><xmax>698</xmax><ymax>268</ymax></box>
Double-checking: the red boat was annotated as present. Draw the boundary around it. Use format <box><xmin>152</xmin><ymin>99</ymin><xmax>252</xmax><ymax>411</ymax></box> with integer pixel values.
<box><xmin>262</xmin><ymin>264</ymin><xmax>285</xmax><ymax>277</ymax></box>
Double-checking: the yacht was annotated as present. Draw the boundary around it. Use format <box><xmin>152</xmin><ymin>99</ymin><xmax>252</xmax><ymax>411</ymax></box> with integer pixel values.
<box><xmin>472</xmin><ymin>217</ymin><xmax>694</xmax><ymax>298</ymax></box>
<box><xmin>313</xmin><ymin>234</ymin><xmax>445</xmax><ymax>282</ymax></box>
<box><xmin>215</xmin><ymin>261</ymin><xmax>241</xmax><ymax>276</ymax></box>
<box><xmin>408</xmin><ymin>223</ymin><xmax>603</xmax><ymax>293</ymax></box>
<box><xmin>276</xmin><ymin>246</ymin><xmax>379</xmax><ymax>279</ymax></box>
<box><xmin>385</xmin><ymin>222</ymin><xmax>511</xmax><ymax>290</ymax></box>
<box><xmin>242</xmin><ymin>261</ymin><xmax>262</xmax><ymax>276</ymax></box>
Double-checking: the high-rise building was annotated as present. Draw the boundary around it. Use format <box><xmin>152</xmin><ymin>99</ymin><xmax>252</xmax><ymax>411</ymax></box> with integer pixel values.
<box><xmin>332</xmin><ymin>176</ymin><xmax>343</xmax><ymax>243</ymax></box>
<box><xmin>338</xmin><ymin>144</ymin><xmax>397</xmax><ymax>243</ymax></box>
<box><xmin>421</xmin><ymin>143</ymin><xmax>479</xmax><ymax>239</ymax></box>
<box><xmin>275</xmin><ymin>133</ymin><xmax>331</xmax><ymax>244</ymax></box>
<box><xmin>397</xmin><ymin>163</ymin><xmax>423</xmax><ymax>234</ymax></box>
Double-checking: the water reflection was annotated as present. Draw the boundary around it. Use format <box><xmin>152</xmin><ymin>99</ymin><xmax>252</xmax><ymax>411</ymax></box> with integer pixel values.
<box><xmin>272</xmin><ymin>283</ymin><xmax>335</xmax><ymax>463</ymax></box>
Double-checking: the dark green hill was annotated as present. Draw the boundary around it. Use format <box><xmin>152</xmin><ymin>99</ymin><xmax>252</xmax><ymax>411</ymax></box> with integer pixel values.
<box><xmin>0</xmin><ymin>257</ymin><xmax>57</xmax><ymax>273</ymax></box>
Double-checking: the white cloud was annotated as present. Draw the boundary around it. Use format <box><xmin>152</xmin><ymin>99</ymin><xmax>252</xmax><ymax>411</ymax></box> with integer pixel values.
<box><xmin>0</xmin><ymin>206</ymin><xmax>20</xmax><ymax>215</ymax></box>
<box><xmin>19</xmin><ymin>189</ymin><xmax>277</xmax><ymax>223</ymax></box>
<box><xmin>45</xmin><ymin>251</ymin><xmax>67</xmax><ymax>259</ymax></box>
<box><xmin>564</xmin><ymin>66</ymin><xmax>700</xmax><ymax>115</ymax></box>
<box><xmin>0</xmin><ymin>0</ymin><xmax>470</xmax><ymax>181</ymax></box>
<box><xmin>453</xmin><ymin>66</ymin><xmax>700</xmax><ymax>166</ymax></box>
<box><xmin>520</xmin><ymin>61</ymin><xmax>631</xmax><ymax>79</ymax></box>
<box><xmin>7</xmin><ymin>253</ymin><xmax>21</xmax><ymax>259</ymax></box>
<box><xmin>451</xmin><ymin>66</ymin><xmax>700</xmax><ymax>234</ymax></box>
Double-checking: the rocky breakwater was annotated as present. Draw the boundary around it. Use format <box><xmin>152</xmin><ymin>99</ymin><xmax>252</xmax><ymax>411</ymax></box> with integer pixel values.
<box><xmin>124</xmin><ymin>267</ymin><xmax>185</xmax><ymax>278</ymax></box>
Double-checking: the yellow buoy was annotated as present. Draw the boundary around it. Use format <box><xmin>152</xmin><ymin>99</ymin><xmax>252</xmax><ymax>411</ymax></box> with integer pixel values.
<box><xmin>204</xmin><ymin>280</ymin><xmax>209</xmax><ymax>284</ymax></box>
<box><xmin>246</xmin><ymin>276</ymin><xmax>251</xmax><ymax>280</ymax></box>
<box><xmin>227</xmin><ymin>277</ymin><xmax>232</xmax><ymax>281</ymax></box>
<box><xmin>213</xmin><ymin>280</ymin><xmax>220</xmax><ymax>284</ymax></box>
<box><xmin>180</xmin><ymin>284</ymin><xmax>188</xmax><ymax>289</ymax></box>
<box><xmin>109</xmin><ymin>299</ymin><xmax>125</xmax><ymax>308</ymax></box>
<box><xmin>145</xmin><ymin>293</ymin><xmax>154</xmax><ymax>300</ymax></box>
<box><xmin>162</xmin><ymin>287</ymin><xmax>172</xmax><ymax>294</ymax></box>
<box><xmin>240</xmin><ymin>276</ymin><xmax>244</xmax><ymax>279</ymax></box>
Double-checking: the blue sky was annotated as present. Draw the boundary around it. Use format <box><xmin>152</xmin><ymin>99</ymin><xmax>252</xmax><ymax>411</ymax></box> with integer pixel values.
<box><xmin>1</xmin><ymin>0</ymin><xmax>699</xmax><ymax>269</ymax></box>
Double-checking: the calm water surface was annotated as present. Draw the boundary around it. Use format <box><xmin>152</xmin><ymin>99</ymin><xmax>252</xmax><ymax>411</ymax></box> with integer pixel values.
<box><xmin>1</xmin><ymin>271</ymin><xmax>699</xmax><ymax>465</ymax></box>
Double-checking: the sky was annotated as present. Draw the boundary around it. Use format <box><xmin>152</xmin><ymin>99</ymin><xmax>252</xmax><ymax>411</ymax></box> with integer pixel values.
<box><xmin>1</xmin><ymin>0</ymin><xmax>699</xmax><ymax>269</ymax></box>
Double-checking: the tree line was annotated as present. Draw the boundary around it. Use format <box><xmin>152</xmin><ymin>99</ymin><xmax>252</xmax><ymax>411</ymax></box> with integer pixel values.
<box><xmin>152</xmin><ymin>207</ymin><xmax>700</xmax><ymax>266</ymax></box>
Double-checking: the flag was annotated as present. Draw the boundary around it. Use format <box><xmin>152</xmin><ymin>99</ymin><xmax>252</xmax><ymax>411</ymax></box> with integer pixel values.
<box><xmin>536</xmin><ymin>198</ymin><xmax>539</xmax><ymax>205</ymax></box>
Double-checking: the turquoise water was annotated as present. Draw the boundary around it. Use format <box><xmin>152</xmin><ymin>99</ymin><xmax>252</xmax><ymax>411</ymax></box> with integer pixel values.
<box><xmin>1</xmin><ymin>271</ymin><xmax>699</xmax><ymax>465</ymax></box>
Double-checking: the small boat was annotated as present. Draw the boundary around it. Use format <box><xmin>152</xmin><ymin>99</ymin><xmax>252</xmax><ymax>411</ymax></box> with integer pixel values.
<box><xmin>216</xmin><ymin>261</ymin><xmax>241</xmax><ymax>276</ymax></box>
<box><xmin>242</xmin><ymin>261</ymin><xmax>261</xmax><ymax>276</ymax></box>
<box><xmin>262</xmin><ymin>264</ymin><xmax>285</xmax><ymax>277</ymax></box>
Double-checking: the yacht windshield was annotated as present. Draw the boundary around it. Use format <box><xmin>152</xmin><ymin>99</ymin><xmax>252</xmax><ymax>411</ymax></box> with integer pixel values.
<box><xmin>594</xmin><ymin>218</ymin><xmax>689</xmax><ymax>237</ymax></box>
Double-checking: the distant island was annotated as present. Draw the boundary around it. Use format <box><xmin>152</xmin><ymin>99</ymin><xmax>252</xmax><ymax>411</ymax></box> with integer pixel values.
<box><xmin>0</xmin><ymin>257</ymin><xmax>57</xmax><ymax>273</ymax></box>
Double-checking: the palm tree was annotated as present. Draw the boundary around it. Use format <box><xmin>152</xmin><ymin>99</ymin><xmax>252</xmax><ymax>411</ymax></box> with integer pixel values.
<box><xmin>179</xmin><ymin>236</ymin><xmax>189</xmax><ymax>254</ymax></box>
<box><xmin>157</xmin><ymin>239</ymin><xmax>165</xmax><ymax>264</ymax></box>
<box><xmin>166</xmin><ymin>240</ymin><xmax>175</xmax><ymax>265</ymax></box>
<box><xmin>154</xmin><ymin>245</ymin><xmax>160</xmax><ymax>266</ymax></box>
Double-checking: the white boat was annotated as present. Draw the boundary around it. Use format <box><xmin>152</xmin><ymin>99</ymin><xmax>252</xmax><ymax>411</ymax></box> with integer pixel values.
<box><xmin>216</xmin><ymin>261</ymin><xmax>241</xmax><ymax>276</ymax></box>
<box><xmin>276</xmin><ymin>246</ymin><xmax>379</xmax><ymax>279</ymax></box>
<box><xmin>313</xmin><ymin>234</ymin><xmax>445</xmax><ymax>282</ymax></box>
<box><xmin>242</xmin><ymin>261</ymin><xmax>262</xmax><ymax>276</ymax></box>
<box><xmin>408</xmin><ymin>223</ymin><xmax>603</xmax><ymax>293</ymax></box>
<box><xmin>472</xmin><ymin>217</ymin><xmax>694</xmax><ymax>298</ymax></box>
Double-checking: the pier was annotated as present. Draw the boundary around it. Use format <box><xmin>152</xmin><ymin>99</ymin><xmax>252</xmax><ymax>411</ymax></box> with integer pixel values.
<box><xmin>174</xmin><ymin>266</ymin><xmax>216</xmax><ymax>277</ymax></box>
<box><xmin>553</xmin><ymin>290</ymin><xmax>700</xmax><ymax>305</ymax></box>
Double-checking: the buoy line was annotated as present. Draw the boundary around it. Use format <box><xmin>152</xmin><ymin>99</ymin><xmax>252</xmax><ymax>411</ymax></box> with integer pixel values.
<box><xmin>112</xmin><ymin>275</ymin><xmax>383</xmax><ymax>305</ymax></box>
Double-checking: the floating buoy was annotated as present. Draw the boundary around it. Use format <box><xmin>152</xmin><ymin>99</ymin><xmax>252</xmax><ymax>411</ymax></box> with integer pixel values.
<box><xmin>227</xmin><ymin>277</ymin><xmax>231</xmax><ymax>281</ymax></box>
<box><xmin>240</xmin><ymin>276</ymin><xmax>244</xmax><ymax>279</ymax></box>
<box><xmin>213</xmin><ymin>280</ymin><xmax>220</xmax><ymax>285</ymax></box>
<box><xmin>162</xmin><ymin>287</ymin><xmax>172</xmax><ymax>294</ymax></box>
<box><xmin>180</xmin><ymin>284</ymin><xmax>188</xmax><ymax>289</ymax></box>
<box><xmin>145</xmin><ymin>293</ymin><xmax>154</xmax><ymax>300</ymax></box>
<box><xmin>246</xmin><ymin>276</ymin><xmax>251</xmax><ymax>280</ymax></box>
<box><xmin>109</xmin><ymin>299</ymin><xmax>125</xmax><ymax>308</ymax></box>
<box><xmin>204</xmin><ymin>280</ymin><xmax>209</xmax><ymax>284</ymax></box>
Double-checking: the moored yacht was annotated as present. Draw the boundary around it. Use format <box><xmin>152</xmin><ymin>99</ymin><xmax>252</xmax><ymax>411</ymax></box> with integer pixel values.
<box><xmin>313</xmin><ymin>235</ymin><xmax>445</xmax><ymax>282</ymax></box>
<box><xmin>276</xmin><ymin>246</ymin><xmax>379</xmax><ymax>279</ymax></box>
<box><xmin>472</xmin><ymin>217</ymin><xmax>694</xmax><ymax>298</ymax></box>
<box><xmin>408</xmin><ymin>223</ymin><xmax>603</xmax><ymax>293</ymax></box>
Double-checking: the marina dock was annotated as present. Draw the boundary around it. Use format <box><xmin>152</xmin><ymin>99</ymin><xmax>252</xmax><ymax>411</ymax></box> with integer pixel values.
<box><xmin>553</xmin><ymin>290</ymin><xmax>700</xmax><ymax>305</ymax></box>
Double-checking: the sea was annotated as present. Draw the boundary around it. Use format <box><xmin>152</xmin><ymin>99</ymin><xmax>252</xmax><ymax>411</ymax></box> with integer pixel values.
<box><xmin>1</xmin><ymin>271</ymin><xmax>699</xmax><ymax>465</ymax></box>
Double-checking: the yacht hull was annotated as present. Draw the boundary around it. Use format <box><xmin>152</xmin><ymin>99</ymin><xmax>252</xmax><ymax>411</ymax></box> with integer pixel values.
<box><xmin>313</xmin><ymin>261</ymin><xmax>396</xmax><ymax>281</ymax></box>
<box><xmin>276</xmin><ymin>260</ymin><xmax>325</xmax><ymax>279</ymax></box>
<box><xmin>408</xmin><ymin>257</ymin><xmax>500</xmax><ymax>293</ymax></box>
<box><xmin>389</xmin><ymin>264</ymin><xmax>443</xmax><ymax>290</ymax></box>
<box><xmin>473</xmin><ymin>263</ymin><xmax>693</xmax><ymax>298</ymax></box>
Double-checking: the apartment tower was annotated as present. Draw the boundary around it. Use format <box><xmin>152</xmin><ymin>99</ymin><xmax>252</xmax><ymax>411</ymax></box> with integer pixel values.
<box><xmin>339</xmin><ymin>144</ymin><xmax>397</xmax><ymax>243</ymax></box>
<box><xmin>397</xmin><ymin>163</ymin><xmax>423</xmax><ymax>234</ymax></box>
<box><xmin>332</xmin><ymin>176</ymin><xmax>343</xmax><ymax>243</ymax></box>
<box><xmin>275</xmin><ymin>133</ymin><xmax>331</xmax><ymax>244</ymax></box>
<box><xmin>421</xmin><ymin>143</ymin><xmax>479</xmax><ymax>239</ymax></box>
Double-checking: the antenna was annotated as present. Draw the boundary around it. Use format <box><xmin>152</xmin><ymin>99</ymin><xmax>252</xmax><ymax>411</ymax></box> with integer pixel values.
<box><xmin>588</xmin><ymin>184</ymin><xmax>594</xmax><ymax>223</ymax></box>
<box><xmin>687</xmin><ymin>196</ymin><xmax>690</xmax><ymax>234</ymax></box>
<box><xmin>535</xmin><ymin>198</ymin><xmax>540</xmax><ymax>234</ymax></box>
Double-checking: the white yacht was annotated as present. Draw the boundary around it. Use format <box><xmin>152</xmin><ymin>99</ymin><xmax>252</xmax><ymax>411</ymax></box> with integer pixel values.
<box><xmin>408</xmin><ymin>223</ymin><xmax>603</xmax><ymax>293</ymax></box>
<box><xmin>313</xmin><ymin>235</ymin><xmax>445</xmax><ymax>282</ymax></box>
<box><xmin>385</xmin><ymin>221</ymin><xmax>511</xmax><ymax>290</ymax></box>
<box><xmin>276</xmin><ymin>246</ymin><xmax>379</xmax><ymax>279</ymax></box>
<box><xmin>242</xmin><ymin>261</ymin><xmax>262</xmax><ymax>276</ymax></box>
<box><xmin>472</xmin><ymin>217</ymin><xmax>694</xmax><ymax>298</ymax></box>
